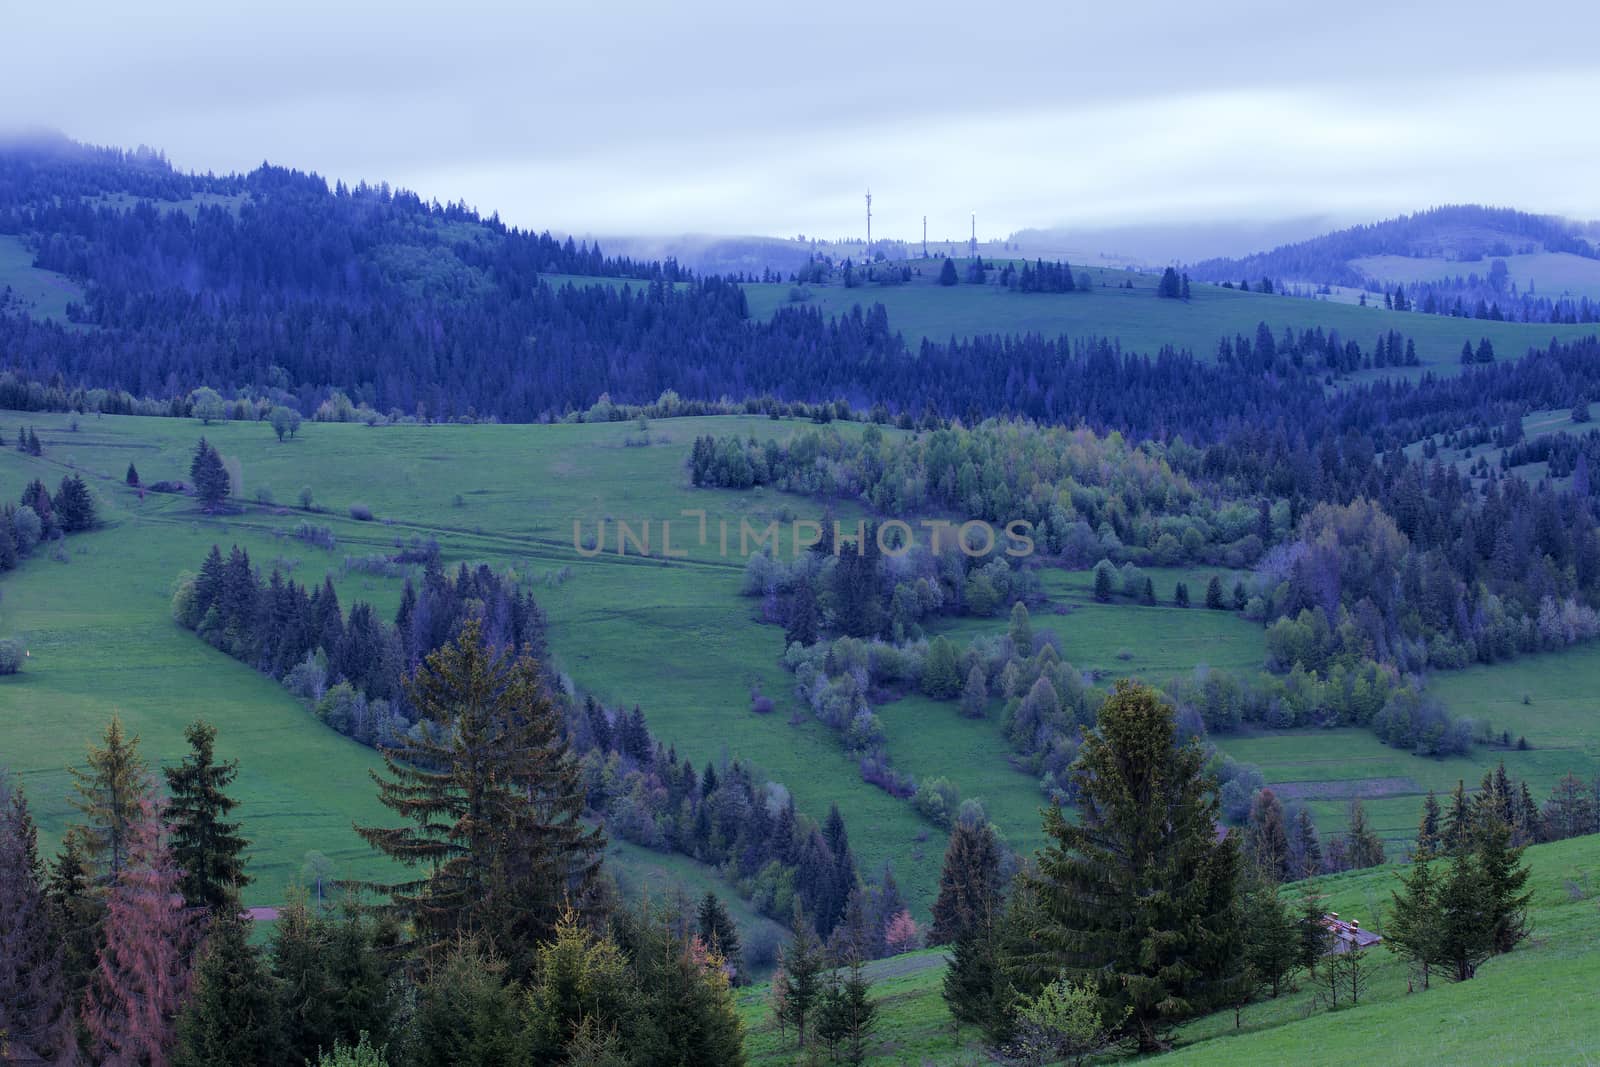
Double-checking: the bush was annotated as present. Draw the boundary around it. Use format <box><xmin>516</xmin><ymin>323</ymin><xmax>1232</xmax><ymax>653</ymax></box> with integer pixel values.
<box><xmin>349</xmin><ymin>503</ymin><xmax>374</xmax><ymax>521</ymax></box>
<box><xmin>0</xmin><ymin>638</ymin><xmax>23</xmax><ymax>674</ymax></box>
<box><xmin>10</xmin><ymin>506</ymin><xmax>41</xmax><ymax>552</ymax></box>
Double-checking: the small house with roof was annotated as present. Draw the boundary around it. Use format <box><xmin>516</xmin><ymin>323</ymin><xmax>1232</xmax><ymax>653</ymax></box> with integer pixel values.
<box><xmin>1321</xmin><ymin>912</ymin><xmax>1382</xmax><ymax>954</ymax></box>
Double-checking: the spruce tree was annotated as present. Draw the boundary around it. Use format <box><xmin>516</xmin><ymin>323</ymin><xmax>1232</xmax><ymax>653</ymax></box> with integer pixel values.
<box><xmin>1240</xmin><ymin>868</ymin><xmax>1299</xmax><ymax>997</ymax></box>
<box><xmin>354</xmin><ymin>619</ymin><xmax>604</xmax><ymax>979</ymax></box>
<box><xmin>69</xmin><ymin>713</ymin><xmax>151</xmax><ymax>884</ymax></box>
<box><xmin>941</xmin><ymin>900</ymin><xmax>1014</xmax><ymax>1046</ymax></box>
<box><xmin>1032</xmin><ymin>681</ymin><xmax>1243</xmax><ymax>1052</ymax></box>
<box><xmin>1386</xmin><ymin>851</ymin><xmax>1441</xmax><ymax>989</ymax></box>
<box><xmin>46</xmin><ymin>833</ymin><xmax>103</xmax><ymax>1009</ymax></box>
<box><xmin>1246</xmin><ymin>787</ymin><xmax>1290</xmax><ymax>882</ymax></box>
<box><xmin>929</xmin><ymin>820</ymin><xmax>1004</xmax><ymax>945</ymax></box>
<box><xmin>52</xmin><ymin>473</ymin><xmax>96</xmax><ymax>531</ymax></box>
<box><xmin>173</xmin><ymin>914</ymin><xmax>284</xmax><ymax>1066</ymax></box>
<box><xmin>270</xmin><ymin>898</ymin><xmax>397</xmax><ymax>1063</ymax></box>
<box><xmin>1345</xmin><ymin>799</ymin><xmax>1386</xmax><ymax>869</ymax></box>
<box><xmin>1443</xmin><ymin>779</ymin><xmax>1471</xmax><ymax>853</ymax></box>
<box><xmin>126</xmin><ymin>462</ymin><xmax>141</xmax><ymax>486</ymax></box>
<box><xmin>1474</xmin><ymin>814</ymin><xmax>1531</xmax><ymax>954</ymax></box>
<box><xmin>777</xmin><ymin>902</ymin><xmax>823</xmax><ymax>1048</ymax></box>
<box><xmin>189</xmin><ymin>437</ymin><xmax>231</xmax><ymax>511</ymax></box>
<box><xmin>1435</xmin><ymin>852</ymin><xmax>1494</xmax><ymax>981</ymax></box>
<box><xmin>83</xmin><ymin>800</ymin><xmax>201</xmax><ymax>1065</ymax></box>
<box><xmin>696</xmin><ymin>892</ymin><xmax>742</xmax><ymax>976</ymax></box>
<box><xmin>0</xmin><ymin>778</ymin><xmax>77</xmax><ymax>1062</ymax></box>
<box><xmin>1290</xmin><ymin>806</ymin><xmax>1323</xmax><ymax>878</ymax></box>
<box><xmin>1205</xmin><ymin>575</ymin><xmax>1225</xmax><ymax>609</ymax></box>
<box><xmin>1417</xmin><ymin>790</ymin><xmax>1442</xmax><ymax>856</ymax></box>
<box><xmin>164</xmin><ymin>720</ymin><xmax>251</xmax><ymax>913</ymax></box>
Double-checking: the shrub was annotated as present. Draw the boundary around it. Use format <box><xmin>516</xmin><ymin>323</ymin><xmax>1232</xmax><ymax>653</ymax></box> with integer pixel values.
<box><xmin>0</xmin><ymin>638</ymin><xmax>23</xmax><ymax>674</ymax></box>
<box><xmin>349</xmin><ymin>502</ymin><xmax>374</xmax><ymax>521</ymax></box>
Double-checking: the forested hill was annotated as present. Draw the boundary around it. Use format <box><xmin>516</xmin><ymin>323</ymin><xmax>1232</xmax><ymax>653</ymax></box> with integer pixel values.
<box><xmin>1187</xmin><ymin>205</ymin><xmax>1600</xmax><ymax>288</ymax></box>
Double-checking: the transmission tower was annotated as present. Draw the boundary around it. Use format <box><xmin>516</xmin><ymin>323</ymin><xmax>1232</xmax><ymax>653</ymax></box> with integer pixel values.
<box><xmin>969</xmin><ymin>213</ymin><xmax>977</xmax><ymax>258</ymax></box>
<box><xmin>865</xmin><ymin>190</ymin><xmax>872</xmax><ymax>254</ymax></box>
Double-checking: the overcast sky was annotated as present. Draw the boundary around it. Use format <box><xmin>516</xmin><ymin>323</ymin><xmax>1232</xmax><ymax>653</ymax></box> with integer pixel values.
<box><xmin>7</xmin><ymin>0</ymin><xmax>1598</xmax><ymax>240</ymax></box>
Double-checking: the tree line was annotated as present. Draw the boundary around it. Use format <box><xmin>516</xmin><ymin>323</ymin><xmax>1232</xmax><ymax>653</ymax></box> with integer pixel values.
<box><xmin>0</xmin><ymin>620</ymin><xmax>771</xmax><ymax>1065</ymax></box>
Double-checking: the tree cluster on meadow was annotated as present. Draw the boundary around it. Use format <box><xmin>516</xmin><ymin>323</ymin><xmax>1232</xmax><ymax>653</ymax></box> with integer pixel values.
<box><xmin>0</xmin><ymin>622</ymin><xmax>767</xmax><ymax>1066</ymax></box>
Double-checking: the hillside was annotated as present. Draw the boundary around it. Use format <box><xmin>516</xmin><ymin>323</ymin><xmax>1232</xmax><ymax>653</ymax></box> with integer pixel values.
<box><xmin>735</xmin><ymin>833</ymin><xmax>1600</xmax><ymax>1065</ymax></box>
<box><xmin>1187</xmin><ymin>205</ymin><xmax>1600</xmax><ymax>290</ymax></box>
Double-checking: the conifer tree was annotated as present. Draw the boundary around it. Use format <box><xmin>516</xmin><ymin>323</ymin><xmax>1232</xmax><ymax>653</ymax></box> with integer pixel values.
<box><xmin>941</xmin><ymin>899</ymin><xmax>1014</xmax><ymax>1046</ymax></box>
<box><xmin>270</xmin><ymin>897</ymin><xmax>397</xmax><ymax>1063</ymax></box>
<box><xmin>1474</xmin><ymin>814</ymin><xmax>1531</xmax><ymax>954</ymax></box>
<box><xmin>1417</xmin><ymin>790</ymin><xmax>1442</xmax><ymax>856</ymax></box>
<box><xmin>1205</xmin><ymin>575</ymin><xmax>1225</xmax><ymax>609</ymax></box>
<box><xmin>126</xmin><ymin>462</ymin><xmax>141</xmax><ymax>486</ymax></box>
<box><xmin>1386</xmin><ymin>851</ymin><xmax>1441</xmax><ymax>989</ymax></box>
<box><xmin>0</xmin><ymin>778</ymin><xmax>77</xmax><ymax>1062</ymax></box>
<box><xmin>1295</xmin><ymin>887</ymin><xmax>1329</xmax><ymax>978</ymax></box>
<box><xmin>355</xmin><ymin>619</ymin><xmax>603</xmax><ymax>979</ymax></box>
<box><xmin>1443</xmin><ymin>779</ymin><xmax>1471</xmax><ymax>853</ymax></box>
<box><xmin>52</xmin><ymin>473</ymin><xmax>96</xmax><ymax>531</ymax></box>
<box><xmin>1542</xmin><ymin>772</ymin><xmax>1595</xmax><ymax>840</ymax></box>
<box><xmin>1032</xmin><ymin>681</ymin><xmax>1243</xmax><ymax>1051</ymax></box>
<box><xmin>696</xmin><ymin>892</ymin><xmax>742</xmax><ymax>977</ymax></box>
<box><xmin>164</xmin><ymin>720</ymin><xmax>250</xmax><ymax>913</ymax></box>
<box><xmin>1174</xmin><ymin>581</ymin><xmax>1190</xmax><ymax>607</ymax></box>
<box><xmin>173</xmin><ymin>914</ymin><xmax>284</xmax><ymax>1066</ymax></box>
<box><xmin>69</xmin><ymin>713</ymin><xmax>151</xmax><ymax>884</ymax></box>
<box><xmin>929</xmin><ymin>820</ymin><xmax>1004</xmax><ymax>946</ymax></box>
<box><xmin>46</xmin><ymin>833</ymin><xmax>103</xmax><ymax>1009</ymax></box>
<box><xmin>1345</xmin><ymin>799</ymin><xmax>1386</xmax><ymax>869</ymax></box>
<box><xmin>1286</xmin><ymin>809</ymin><xmax>1324</xmax><ymax>876</ymax></box>
<box><xmin>189</xmin><ymin>437</ymin><xmax>231</xmax><ymax>511</ymax></box>
<box><xmin>83</xmin><ymin>800</ymin><xmax>201</xmax><ymax>1066</ymax></box>
<box><xmin>1435</xmin><ymin>852</ymin><xmax>1495</xmax><ymax>981</ymax></box>
<box><xmin>1246</xmin><ymin>787</ymin><xmax>1291</xmax><ymax>882</ymax></box>
<box><xmin>778</xmin><ymin>902</ymin><xmax>823</xmax><ymax>1048</ymax></box>
<box><xmin>1241</xmin><ymin>871</ymin><xmax>1299</xmax><ymax>998</ymax></box>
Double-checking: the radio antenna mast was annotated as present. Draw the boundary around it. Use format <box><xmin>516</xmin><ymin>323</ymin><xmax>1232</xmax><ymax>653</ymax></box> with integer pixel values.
<box><xmin>969</xmin><ymin>213</ymin><xmax>977</xmax><ymax>258</ymax></box>
<box><xmin>865</xmin><ymin>190</ymin><xmax>872</xmax><ymax>254</ymax></box>
<box><xmin>922</xmin><ymin>215</ymin><xmax>927</xmax><ymax>258</ymax></box>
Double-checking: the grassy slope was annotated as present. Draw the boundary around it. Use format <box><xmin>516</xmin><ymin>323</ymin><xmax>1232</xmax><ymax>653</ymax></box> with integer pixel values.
<box><xmin>0</xmin><ymin>413</ymin><xmax>944</xmax><ymax>918</ymax></box>
<box><xmin>0</xmin><ymin>234</ymin><xmax>85</xmax><ymax>322</ymax></box>
<box><xmin>4</xmin><ymin>411</ymin><xmax>1597</xmax><ymax>918</ymax></box>
<box><xmin>740</xmin><ymin>266</ymin><xmax>1597</xmax><ymax>373</ymax></box>
<box><xmin>1352</xmin><ymin>250</ymin><xmax>1600</xmax><ymax>301</ymax></box>
<box><xmin>735</xmin><ymin>833</ymin><xmax>1600</xmax><ymax>1066</ymax></box>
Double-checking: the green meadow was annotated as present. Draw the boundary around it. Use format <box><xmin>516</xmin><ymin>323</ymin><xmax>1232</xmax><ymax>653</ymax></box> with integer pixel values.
<box><xmin>739</xmin><ymin>264</ymin><xmax>1597</xmax><ymax>372</ymax></box>
<box><xmin>734</xmin><ymin>833</ymin><xmax>1600</xmax><ymax>1066</ymax></box>
<box><xmin>2</xmin><ymin>408</ymin><xmax>1598</xmax><ymax>927</ymax></box>
<box><xmin>0</xmin><ymin>234</ymin><xmax>85</xmax><ymax>322</ymax></box>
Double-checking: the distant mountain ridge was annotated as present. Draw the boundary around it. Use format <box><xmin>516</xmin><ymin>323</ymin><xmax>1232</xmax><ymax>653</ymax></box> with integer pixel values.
<box><xmin>1186</xmin><ymin>205</ymin><xmax>1600</xmax><ymax>288</ymax></box>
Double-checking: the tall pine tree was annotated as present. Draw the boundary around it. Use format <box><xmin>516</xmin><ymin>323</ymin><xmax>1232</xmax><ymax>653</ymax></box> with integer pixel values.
<box><xmin>164</xmin><ymin>720</ymin><xmax>251</xmax><ymax>913</ymax></box>
<box><xmin>0</xmin><ymin>778</ymin><xmax>77</xmax><ymax>1062</ymax></box>
<box><xmin>1031</xmin><ymin>680</ymin><xmax>1243</xmax><ymax>1052</ymax></box>
<box><xmin>354</xmin><ymin>618</ymin><xmax>604</xmax><ymax>979</ymax></box>
<box><xmin>69</xmin><ymin>713</ymin><xmax>151</xmax><ymax>885</ymax></box>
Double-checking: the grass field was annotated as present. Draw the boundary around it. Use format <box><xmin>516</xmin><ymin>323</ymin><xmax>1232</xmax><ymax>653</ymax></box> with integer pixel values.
<box><xmin>739</xmin><ymin>264</ymin><xmax>1598</xmax><ymax>373</ymax></box>
<box><xmin>3</xmin><ymin>409</ymin><xmax>1597</xmax><ymax>929</ymax></box>
<box><xmin>734</xmin><ymin>833</ymin><xmax>1600</xmax><ymax>1065</ymax></box>
<box><xmin>1352</xmin><ymin>250</ymin><xmax>1600</xmax><ymax>301</ymax></box>
<box><xmin>0</xmin><ymin>412</ymin><xmax>945</xmax><ymax>919</ymax></box>
<box><xmin>0</xmin><ymin>234</ymin><xmax>85</xmax><ymax>323</ymax></box>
